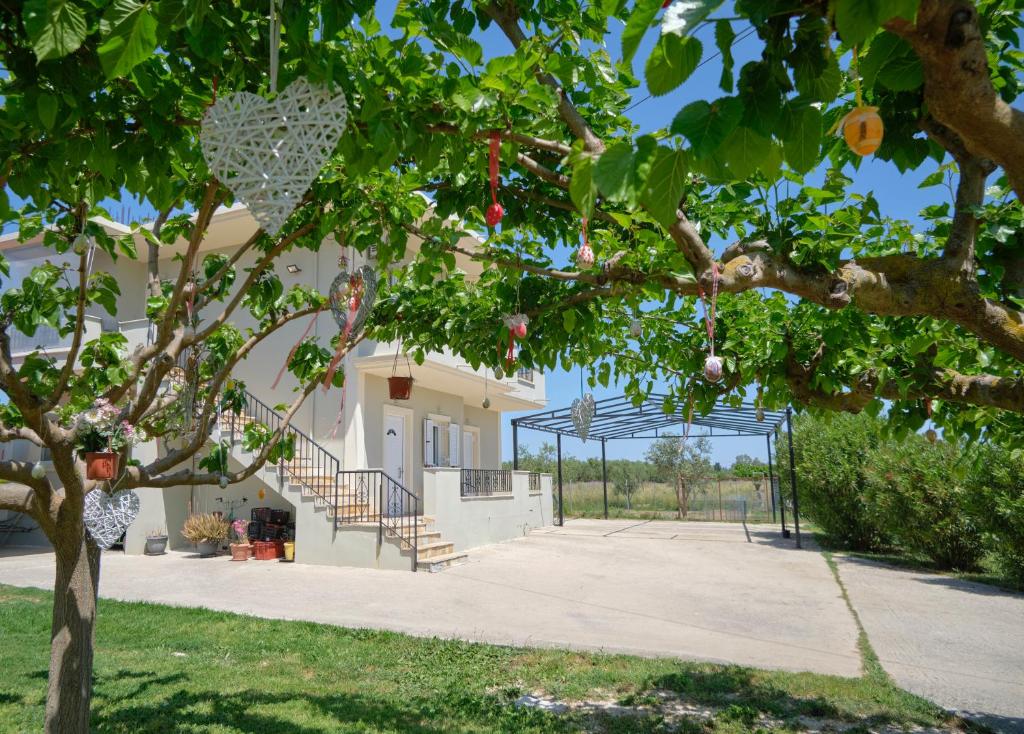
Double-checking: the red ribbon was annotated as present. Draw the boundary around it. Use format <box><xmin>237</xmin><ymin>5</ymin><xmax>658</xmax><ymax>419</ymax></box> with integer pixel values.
<box><xmin>489</xmin><ymin>132</ymin><xmax>500</xmax><ymax>205</ymax></box>
<box><xmin>697</xmin><ymin>262</ymin><xmax>720</xmax><ymax>356</ymax></box>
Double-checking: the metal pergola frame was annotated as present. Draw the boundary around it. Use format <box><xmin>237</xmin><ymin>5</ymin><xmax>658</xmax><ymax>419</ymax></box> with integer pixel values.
<box><xmin>511</xmin><ymin>393</ymin><xmax>802</xmax><ymax>547</ymax></box>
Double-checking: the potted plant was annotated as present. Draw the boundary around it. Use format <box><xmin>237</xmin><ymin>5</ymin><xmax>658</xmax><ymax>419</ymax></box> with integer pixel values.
<box><xmin>75</xmin><ymin>398</ymin><xmax>140</xmax><ymax>480</ymax></box>
<box><xmin>181</xmin><ymin>513</ymin><xmax>229</xmax><ymax>557</ymax></box>
<box><xmin>229</xmin><ymin>519</ymin><xmax>250</xmax><ymax>562</ymax></box>
<box><xmin>145</xmin><ymin>527</ymin><xmax>168</xmax><ymax>555</ymax></box>
<box><xmin>388</xmin><ymin>344</ymin><xmax>413</xmax><ymax>400</ymax></box>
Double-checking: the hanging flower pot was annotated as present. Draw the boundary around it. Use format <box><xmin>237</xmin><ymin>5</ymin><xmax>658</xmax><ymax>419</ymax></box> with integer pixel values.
<box><xmin>85</xmin><ymin>452</ymin><xmax>118</xmax><ymax>480</ymax></box>
<box><xmin>388</xmin><ymin>341</ymin><xmax>413</xmax><ymax>399</ymax></box>
<box><xmin>388</xmin><ymin>376</ymin><xmax>413</xmax><ymax>400</ymax></box>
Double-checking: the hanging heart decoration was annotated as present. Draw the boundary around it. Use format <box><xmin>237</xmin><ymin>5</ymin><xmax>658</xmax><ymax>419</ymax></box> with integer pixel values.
<box><xmin>330</xmin><ymin>264</ymin><xmax>377</xmax><ymax>336</ymax></box>
<box><xmin>83</xmin><ymin>488</ymin><xmax>140</xmax><ymax>550</ymax></box>
<box><xmin>698</xmin><ymin>262</ymin><xmax>723</xmax><ymax>383</ymax></box>
<box><xmin>571</xmin><ymin>393</ymin><xmax>596</xmax><ymax>443</ymax></box>
<box><xmin>201</xmin><ymin>78</ymin><xmax>349</xmax><ymax>237</ymax></box>
<box><xmin>576</xmin><ymin>216</ymin><xmax>595</xmax><ymax>268</ymax></box>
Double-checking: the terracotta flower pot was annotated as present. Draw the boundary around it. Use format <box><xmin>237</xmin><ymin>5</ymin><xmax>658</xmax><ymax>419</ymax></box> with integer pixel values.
<box><xmin>85</xmin><ymin>452</ymin><xmax>118</xmax><ymax>480</ymax></box>
<box><xmin>388</xmin><ymin>376</ymin><xmax>413</xmax><ymax>400</ymax></box>
<box><xmin>229</xmin><ymin>543</ymin><xmax>249</xmax><ymax>562</ymax></box>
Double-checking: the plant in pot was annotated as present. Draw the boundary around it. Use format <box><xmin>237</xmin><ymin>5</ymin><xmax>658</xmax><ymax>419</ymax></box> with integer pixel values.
<box><xmin>229</xmin><ymin>519</ymin><xmax>250</xmax><ymax>561</ymax></box>
<box><xmin>181</xmin><ymin>513</ymin><xmax>229</xmax><ymax>557</ymax></box>
<box><xmin>75</xmin><ymin>398</ymin><xmax>139</xmax><ymax>480</ymax></box>
<box><xmin>145</xmin><ymin>527</ymin><xmax>168</xmax><ymax>555</ymax></box>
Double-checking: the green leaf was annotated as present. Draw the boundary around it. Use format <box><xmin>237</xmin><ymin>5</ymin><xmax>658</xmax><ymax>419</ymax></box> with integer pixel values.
<box><xmin>861</xmin><ymin>32</ymin><xmax>921</xmax><ymax>91</ymax></box>
<box><xmin>37</xmin><ymin>94</ymin><xmax>58</xmax><ymax>130</ymax></box>
<box><xmin>570</xmin><ymin>154</ymin><xmax>598</xmax><ymax>218</ymax></box>
<box><xmin>622</xmin><ymin>0</ymin><xmax>663</xmax><ymax>66</ymax></box>
<box><xmin>661</xmin><ymin>0</ymin><xmax>723</xmax><ymax>36</ymax></box>
<box><xmin>715</xmin><ymin>19</ymin><xmax>735</xmax><ymax>92</ymax></box>
<box><xmin>834</xmin><ymin>0</ymin><xmax>880</xmax><ymax>46</ymax></box>
<box><xmin>594</xmin><ymin>142</ymin><xmax>637</xmax><ymax>206</ymax></box>
<box><xmin>23</xmin><ymin>0</ymin><xmax>88</xmax><ymax>61</ymax></box>
<box><xmin>639</xmin><ymin>146</ymin><xmax>688</xmax><ymax>229</ymax></box>
<box><xmin>645</xmin><ymin>35</ymin><xmax>702</xmax><ymax>97</ymax></box>
<box><xmin>671</xmin><ymin>96</ymin><xmax>742</xmax><ymax>157</ymax></box>
<box><xmin>721</xmin><ymin>126</ymin><xmax>770</xmax><ymax>180</ymax></box>
<box><xmin>562</xmin><ymin>309</ymin><xmax>577</xmax><ymax>333</ymax></box>
<box><xmin>782</xmin><ymin>106</ymin><xmax>822</xmax><ymax>174</ymax></box>
<box><xmin>98</xmin><ymin>0</ymin><xmax>159</xmax><ymax>79</ymax></box>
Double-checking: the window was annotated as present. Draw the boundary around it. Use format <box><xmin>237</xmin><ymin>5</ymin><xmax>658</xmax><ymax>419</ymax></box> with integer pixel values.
<box><xmin>517</xmin><ymin>367</ymin><xmax>534</xmax><ymax>384</ymax></box>
<box><xmin>423</xmin><ymin>416</ymin><xmax>461</xmax><ymax>467</ymax></box>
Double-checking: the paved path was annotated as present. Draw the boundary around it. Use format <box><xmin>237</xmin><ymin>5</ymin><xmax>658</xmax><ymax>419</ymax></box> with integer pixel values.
<box><xmin>835</xmin><ymin>556</ymin><xmax>1024</xmax><ymax>733</ymax></box>
<box><xmin>0</xmin><ymin>520</ymin><xmax>860</xmax><ymax>676</ymax></box>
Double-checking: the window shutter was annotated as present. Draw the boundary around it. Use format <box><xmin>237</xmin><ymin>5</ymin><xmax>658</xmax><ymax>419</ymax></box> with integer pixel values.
<box><xmin>423</xmin><ymin>419</ymin><xmax>434</xmax><ymax>466</ymax></box>
<box><xmin>449</xmin><ymin>423</ymin><xmax>461</xmax><ymax>467</ymax></box>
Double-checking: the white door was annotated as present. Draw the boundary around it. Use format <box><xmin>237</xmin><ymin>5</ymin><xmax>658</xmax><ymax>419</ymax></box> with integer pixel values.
<box><xmin>384</xmin><ymin>414</ymin><xmax>406</xmax><ymax>482</ymax></box>
<box><xmin>462</xmin><ymin>431</ymin><xmax>477</xmax><ymax>470</ymax></box>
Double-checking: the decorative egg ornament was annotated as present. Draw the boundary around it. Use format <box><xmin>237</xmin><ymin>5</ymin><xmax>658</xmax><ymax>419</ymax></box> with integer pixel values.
<box><xmin>629</xmin><ymin>318</ymin><xmax>643</xmax><ymax>338</ymax></box>
<box><xmin>485</xmin><ymin>202</ymin><xmax>504</xmax><ymax>227</ymax></box>
<box><xmin>576</xmin><ymin>244</ymin><xmax>595</xmax><ymax>268</ymax></box>
<box><xmin>703</xmin><ymin>355</ymin><xmax>724</xmax><ymax>383</ymax></box>
<box><xmin>841</xmin><ymin>106</ymin><xmax>883</xmax><ymax>157</ymax></box>
<box><xmin>482</xmin><ymin>397</ymin><xmax>491</xmax><ymax>409</ymax></box>
<box><xmin>493</xmin><ymin>366</ymin><xmax>504</xmax><ymax>381</ymax></box>
<box><xmin>926</xmin><ymin>428</ymin><xmax>938</xmax><ymax>444</ymax></box>
<box><xmin>219</xmin><ymin>474</ymin><xmax>230</xmax><ymax>489</ymax></box>
<box><xmin>31</xmin><ymin>462</ymin><xmax>46</xmax><ymax>480</ymax></box>
<box><xmin>258</xmin><ymin>488</ymin><xmax>266</xmax><ymax>500</ymax></box>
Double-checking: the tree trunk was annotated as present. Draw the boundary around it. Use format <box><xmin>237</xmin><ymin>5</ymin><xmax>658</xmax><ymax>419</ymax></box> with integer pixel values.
<box><xmin>45</xmin><ymin>530</ymin><xmax>101</xmax><ymax>734</ymax></box>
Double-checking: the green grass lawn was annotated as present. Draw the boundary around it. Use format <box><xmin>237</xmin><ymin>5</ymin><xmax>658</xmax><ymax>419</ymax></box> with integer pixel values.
<box><xmin>0</xmin><ymin>583</ymin><xmax>978</xmax><ymax>733</ymax></box>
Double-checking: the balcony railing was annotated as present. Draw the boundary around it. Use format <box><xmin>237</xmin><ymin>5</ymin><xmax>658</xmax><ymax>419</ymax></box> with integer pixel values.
<box><xmin>516</xmin><ymin>367</ymin><xmax>534</xmax><ymax>384</ymax></box>
<box><xmin>528</xmin><ymin>471</ymin><xmax>541</xmax><ymax>494</ymax></box>
<box><xmin>460</xmin><ymin>469</ymin><xmax>512</xmax><ymax>497</ymax></box>
<box><xmin>9</xmin><ymin>316</ymin><xmax>103</xmax><ymax>356</ymax></box>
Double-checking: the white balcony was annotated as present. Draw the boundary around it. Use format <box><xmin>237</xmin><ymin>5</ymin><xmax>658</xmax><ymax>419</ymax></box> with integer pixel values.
<box><xmin>9</xmin><ymin>316</ymin><xmax>104</xmax><ymax>361</ymax></box>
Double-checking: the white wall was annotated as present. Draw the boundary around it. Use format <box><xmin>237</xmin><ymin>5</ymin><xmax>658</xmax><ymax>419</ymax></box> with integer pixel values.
<box><xmin>422</xmin><ymin>469</ymin><xmax>553</xmax><ymax>551</ymax></box>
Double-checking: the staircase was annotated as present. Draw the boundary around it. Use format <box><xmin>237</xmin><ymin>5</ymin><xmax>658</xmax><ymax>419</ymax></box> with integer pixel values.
<box><xmin>214</xmin><ymin>390</ymin><xmax>467</xmax><ymax>572</ymax></box>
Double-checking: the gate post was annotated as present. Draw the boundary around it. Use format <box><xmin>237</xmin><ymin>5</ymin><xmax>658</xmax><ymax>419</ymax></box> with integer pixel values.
<box><xmin>786</xmin><ymin>407</ymin><xmax>801</xmax><ymax>549</ymax></box>
<box><xmin>556</xmin><ymin>433</ymin><xmax>564</xmax><ymax>527</ymax></box>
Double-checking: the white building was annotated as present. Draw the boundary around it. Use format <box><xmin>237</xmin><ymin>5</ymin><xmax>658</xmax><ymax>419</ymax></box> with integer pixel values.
<box><xmin>0</xmin><ymin>206</ymin><xmax>553</xmax><ymax>570</ymax></box>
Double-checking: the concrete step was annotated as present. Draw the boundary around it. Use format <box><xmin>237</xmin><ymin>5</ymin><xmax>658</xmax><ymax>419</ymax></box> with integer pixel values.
<box><xmin>416</xmin><ymin>551</ymin><xmax>468</xmax><ymax>573</ymax></box>
<box><xmin>416</xmin><ymin>541</ymin><xmax>455</xmax><ymax>559</ymax></box>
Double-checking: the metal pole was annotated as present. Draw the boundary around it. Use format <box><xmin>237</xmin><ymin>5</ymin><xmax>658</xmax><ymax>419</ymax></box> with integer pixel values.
<box><xmin>776</xmin><ymin>427</ymin><xmax>789</xmax><ymax>539</ymax></box>
<box><xmin>601</xmin><ymin>439</ymin><xmax>608</xmax><ymax>520</ymax></box>
<box><xmin>556</xmin><ymin>433</ymin><xmax>564</xmax><ymax>527</ymax></box>
<box><xmin>786</xmin><ymin>407</ymin><xmax>802</xmax><ymax>548</ymax></box>
<box><xmin>766</xmin><ymin>434</ymin><xmax>776</xmax><ymax>524</ymax></box>
<box><xmin>512</xmin><ymin>421</ymin><xmax>519</xmax><ymax>471</ymax></box>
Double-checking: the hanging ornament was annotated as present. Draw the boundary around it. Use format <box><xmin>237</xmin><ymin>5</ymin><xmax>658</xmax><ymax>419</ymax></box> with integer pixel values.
<box><xmin>841</xmin><ymin>107</ymin><xmax>883</xmax><ymax>157</ymax></box>
<box><xmin>485</xmin><ymin>132</ymin><xmax>504</xmax><ymax>227</ymax></box>
<box><xmin>755</xmin><ymin>381</ymin><xmax>765</xmax><ymax>422</ymax></box>
<box><xmin>482</xmin><ymin>368</ymin><xmax>491</xmax><ymax>409</ymax></box>
<box><xmin>322</xmin><ymin>259</ymin><xmax>377</xmax><ymax>390</ymax></box>
<box><xmin>200</xmin><ymin>1</ymin><xmax>348</xmax><ymax>236</ymax></box>
<box><xmin>571</xmin><ymin>393</ymin><xmax>596</xmax><ymax>443</ymax></box>
<box><xmin>219</xmin><ymin>474</ymin><xmax>230</xmax><ymax>489</ymax></box>
<box><xmin>698</xmin><ymin>262</ymin><xmax>723</xmax><ymax>383</ymax></box>
<box><xmin>576</xmin><ymin>216</ymin><xmax>595</xmax><ymax>268</ymax></box>
<box><xmin>258</xmin><ymin>488</ymin><xmax>266</xmax><ymax>500</ymax></box>
<box><xmin>31</xmin><ymin>462</ymin><xmax>46</xmax><ymax>480</ymax></box>
<box><xmin>482</xmin><ymin>397</ymin><xmax>491</xmax><ymax>409</ymax></box>
<box><xmin>629</xmin><ymin>318</ymin><xmax>643</xmax><ymax>338</ymax></box>
<box><xmin>493</xmin><ymin>366</ymin><xmax>505</xmax><ymax>381</ymax></box>
<box><xmin>83</xmin><ymin>488</ymin><xmax>140</xmax><ymax>550</ymax></box>
<box><xmin>924</xmin><ymin>398</ymin><xmax>937</xmax><ymax>443</ymax></box>
<box><xmin>502</xmin><ymin>313</ymin><xmax>529</xmax><ymax>371</ymax></box>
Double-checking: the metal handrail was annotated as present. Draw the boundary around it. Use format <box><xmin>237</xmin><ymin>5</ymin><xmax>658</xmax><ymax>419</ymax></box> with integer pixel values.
<box><xmin>337</xmin><ymin>468</ymin><xmax>419</xmax><ymax>571</ymax></box>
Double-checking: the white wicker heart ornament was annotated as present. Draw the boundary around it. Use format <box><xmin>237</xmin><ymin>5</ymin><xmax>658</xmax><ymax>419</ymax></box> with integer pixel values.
<box><xmin>201</xmin><ymin>78</ymin><xmax>348</xmax><ymax>237</ymax></box>
<box><xmin>571</xmin><ymin>393</ymin><xmax>596</xmax><ymax>443</ymax></box>
<box><xmin>83</xmin><ymin>488</ymin><xmax>140</xmax><ymax>550</ymax></box>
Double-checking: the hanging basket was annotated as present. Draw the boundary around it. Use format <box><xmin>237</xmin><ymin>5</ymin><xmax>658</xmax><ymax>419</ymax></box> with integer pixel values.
<box><xmin>388</xmin><ymin>376</ymin><xmax>413</xmax><ymax>400</ymax></box>
<box><xmin>85</xmin><ymin>452</ymin><xmax>118</xmax><ymax>480</ymax></box>
<box><xmin>389</xmin><ymin>341</ymin><xmax>413</xmax><ymax>400</ymax></box>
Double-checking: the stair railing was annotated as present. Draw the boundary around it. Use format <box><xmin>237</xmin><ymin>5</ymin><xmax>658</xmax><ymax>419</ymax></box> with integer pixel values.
<box><xmin>337</xmin><ymin>469</ymin><xmax>419</xmax><ymax>571</ymax></box>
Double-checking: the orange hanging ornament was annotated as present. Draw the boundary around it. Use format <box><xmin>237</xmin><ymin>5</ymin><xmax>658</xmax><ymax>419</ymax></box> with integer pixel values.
<box><xmin>841</xmin><ymin>107</ymin><xmax>883</xmax><ymax>156</ymax></box>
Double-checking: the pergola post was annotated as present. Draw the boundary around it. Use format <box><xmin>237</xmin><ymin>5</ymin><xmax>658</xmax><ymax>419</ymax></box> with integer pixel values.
<box><xmin>786</xmin><ymin>407</ymin><xmax>802</xmax><ymax>549</ymax></box>
<box><xmin>512</xmin><ymin>420</ymin><xmax>519</xmax><ymax>470</ymax></box>
<box><xmin>601</xmin><ymin>439</ymin><xmax>608</xmax><ymax>519</ymax></box>
<box><xmin>556</xmin><ymin>432</ymin><xmax>564</xmax><ymax>527</ymax></box>
<box><xmin>776</xmin><ymin>426</ymin><xmax>789</xmax><ymax>539</ymax></box>
<box><xmin>766</xmin><ymin>434</ymin><xmax>776</xmax><ymax>524</ymax></box>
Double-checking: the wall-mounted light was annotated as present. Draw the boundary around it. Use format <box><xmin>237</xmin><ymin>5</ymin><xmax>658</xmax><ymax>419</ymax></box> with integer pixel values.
<box><xmin>286</xmin><ymin>264</ymin><xmax>301</xmax><ymax>274</ymax></box>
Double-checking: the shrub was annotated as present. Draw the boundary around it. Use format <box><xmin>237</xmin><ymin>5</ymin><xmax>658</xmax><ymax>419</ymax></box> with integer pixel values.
<box><xmin>181</xmin><ymin>513</ymin><xmax>229</xmax><ymax>544</ymax></box>
<box><xmin>790</xmin><ymin>413</ymin><xmax>888</xmax><ymax>551</ymax></box>
<box><xmin>863</xmin><ymin>438</ymin><xmax>985</xmax><ymax>571</ymax></box>
<box><xmin>966</xmin><ymin>446</ymin><xmax>1024</xmax><ymax>584</ymax></box>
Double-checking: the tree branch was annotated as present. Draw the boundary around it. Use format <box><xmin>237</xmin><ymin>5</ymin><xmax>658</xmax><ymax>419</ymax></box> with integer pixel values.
<box><xmin>425</xmin><ymin>124</ymin><xmax>572</xmax><ymax>156</ymax></box>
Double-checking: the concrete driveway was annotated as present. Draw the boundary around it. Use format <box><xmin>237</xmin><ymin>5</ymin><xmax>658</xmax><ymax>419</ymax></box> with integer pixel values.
<box><xmin>836</xmin><ymin>556</ymin><xmax>1024</xmax><ymax>733</ymax></box>
<box><xmin>0</xmin><ymin>519</ymin><xmax>861</xmax><ymax>677</ymax></box>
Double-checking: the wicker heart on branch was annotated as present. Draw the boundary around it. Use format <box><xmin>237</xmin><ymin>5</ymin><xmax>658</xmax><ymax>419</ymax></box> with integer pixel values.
<box><xmin>83</xmin><ymin>488</ymin><xmax>140</xmax><ymax>550</ymax></box>
<box><xmin>571</xmin><ymin>393</ymin><xmax>596</xmax><ymax>443</ymax></box>
<box><xmin>201</xmin><ymin>78</ymin><xmax>348</xmax><ymax>237</ymax></box>
<box><xmin>330</xmin><ymin>264</ymin><xmax>377</xmax><ymax>337</ymax></box>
